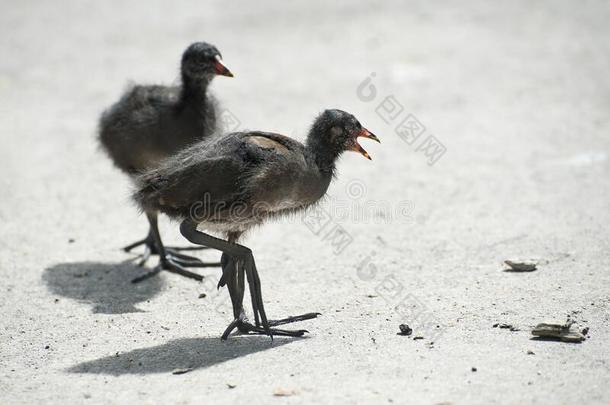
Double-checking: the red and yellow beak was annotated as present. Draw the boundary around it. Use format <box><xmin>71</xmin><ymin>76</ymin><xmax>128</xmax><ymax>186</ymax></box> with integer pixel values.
<box><xmin>214</xmin><ymin>55</ymin><xmax>234</xmax><ymax>77</ymax></box>
<box><xmin>350</xmin><ymin>127</ymin><xmax>380</xmax><ymax>160</ymax></box>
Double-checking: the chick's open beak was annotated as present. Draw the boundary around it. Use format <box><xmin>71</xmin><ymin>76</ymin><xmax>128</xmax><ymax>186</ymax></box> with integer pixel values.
<box><xmin>214</xmin><ymin>55</ymin><xmax>234</xmax><ymax>77</ymax></box>
<box><xmin>350</xmin><ymin>127</ymin><xmax>380</xmax><ymax>160</ymax></box>
<box><xmin>359</xmin><ymin>127</ymin><xmax>380</xmax><ymax>143</ymax></box>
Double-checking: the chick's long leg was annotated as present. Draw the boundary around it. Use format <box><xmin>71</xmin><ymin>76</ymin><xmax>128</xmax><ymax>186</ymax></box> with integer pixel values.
<box><xmin>180</xmin><ymin>219</ymin><xmax>321</xmax><ymax>339</ymax></box>
<box><xmin>220</xmin><ymin>260</ymin><xmax>312</xmax><ymax>339</ymax></box>
<box><xmin>124</xmin><ymin>212</ymin><xmax>217</xmax><ymax>268</ymax></box>
<box><xmin>131</xmin><ymin>213</ymin><xmax>207</xmax><ymax>283</ymax></box>
<box><xmin>179</xmin><ymin>224</ymin><xmax>271</xmax><ymax>336</ymax></box>
<box><xmin>221</xmin><ymin>253</ymin><xmax>244</xmax><ymax>319</ymax></box>
<box><xmin>225</xmin><ymin>234</ymin><xmax>251</xmax><ymax>326</ymax></box>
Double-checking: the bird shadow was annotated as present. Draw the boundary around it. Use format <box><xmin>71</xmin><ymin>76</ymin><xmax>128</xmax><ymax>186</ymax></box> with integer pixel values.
<box><xmin>68</xmin><ymin>335</ymin><xmax>298</xmax><ymax>375</ymax></box>
<box><xmin>42</xmin><ymin>260</ymin><xmax>163</xmax><ymax>314</ymax></box>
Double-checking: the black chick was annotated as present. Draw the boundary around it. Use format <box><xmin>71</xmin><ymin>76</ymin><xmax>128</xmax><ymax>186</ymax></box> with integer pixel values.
<box><xmin>133</xmin><ymin>109</ymin><xmax>380</xmax><ymax>338</ymax></box>
<box><xmin>98</xmin><ymin>42</ymin><xmax>233</xmax><ymax>282</ymax></box>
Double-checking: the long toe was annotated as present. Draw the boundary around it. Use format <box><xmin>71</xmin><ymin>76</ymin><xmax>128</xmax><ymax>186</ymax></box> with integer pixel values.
<box><xmin>136</xmin><ymin>244</ymin><xmax>153</xmax><ymax>267</ymax></box>
<box><xmin>165</xmin><ymin>245</ymin><xmax>211</xmax><ymax>252</ymax></box>
<box><xmin>165</xmin><ymin>249</ymin><xmax>204</xmax><ymax>264</ymax></box>
<box><xmin>131</xmin><ymin>257</ymin><xmax>205</xmax><ymax>283</ymax></box>
<box><xmin>221</xmin><ymin>318</ymin><xmax>241</xmax><ymax>340</ymax></box>
<box><xmin>268</xmin><ymin>312</ymin><xmax>321</xmax><ymax>327</ymax></box>
<box><xmin>162</xmin><ymin>258</ymin><xmax>204</xmax><ymax>281</ymax></box>
<box><xmin>238</xmin><ymin>321</ymin><xmax>308</xmax><ymax>338</ymax></box>
<box><xmin>165</xmin><ymin>249</ymin><xmax>221</xmax><ymax>268</ymax></box>
<box><xmin>221</xmin><ymin>318</ymin><xmax>309</xmax><ymax>340</ymax></box>
<box><xmin>123</xmin><ymin>237</ymin><xmax>149</xmax><ymax>253</ymax></box>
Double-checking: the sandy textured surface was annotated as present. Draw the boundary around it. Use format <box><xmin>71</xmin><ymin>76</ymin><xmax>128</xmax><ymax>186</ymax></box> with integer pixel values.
<box><xmin>1</xmin><ymin>1</ymin><xmax>609</xmax><ymax>404</ymax></box>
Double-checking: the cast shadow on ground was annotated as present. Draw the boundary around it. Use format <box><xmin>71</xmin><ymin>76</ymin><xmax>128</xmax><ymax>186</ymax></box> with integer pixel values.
<box><xmin>68</xmin><ymin>335</ymin><xmax>297</xmax><ymax>375</ymax></box>
<box><xmin>42</xmin><ymin>260</ymin><xmax>163</xmax><ymax>314</ymax></box>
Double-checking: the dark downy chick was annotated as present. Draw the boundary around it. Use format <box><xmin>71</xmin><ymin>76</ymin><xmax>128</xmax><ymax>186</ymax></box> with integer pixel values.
<box><xmin>134</xmin><ymin>109</ymin><xmax>380</xmax><ymax>338</ymax></box>
<box><xmin>98</xmin><ymin>42</ymin><xmax>233</xmax><ymax>282</ymax></box>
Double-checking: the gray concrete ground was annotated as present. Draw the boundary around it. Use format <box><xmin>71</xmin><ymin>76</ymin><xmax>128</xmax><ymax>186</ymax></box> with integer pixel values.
<box><xmin>1</xmin><ymin>1</ymin><xmax>609</xmax><ymax>403</ymax></box>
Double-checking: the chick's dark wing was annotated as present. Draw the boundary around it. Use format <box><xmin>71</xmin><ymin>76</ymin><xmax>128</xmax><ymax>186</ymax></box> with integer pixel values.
<box><xmin>135</xmin><ymin>154</ymin><xmax>246</xmax><ymax>217</ymax></box>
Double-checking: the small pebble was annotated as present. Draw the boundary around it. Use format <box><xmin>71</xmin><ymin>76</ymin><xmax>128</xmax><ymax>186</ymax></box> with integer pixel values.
<box><xmin>532</xmin><ymin>322</ymin><xmax>586</xmax><ymax>342</ymax></box>
<box><xmin>397</xmin><ymin>324</ymin><xmax>413</xmax><ymax>336</ymax></box>
<box><xmin>493</xmin><ymin>323</ymin><xmax>519</xmax><ymax>331</ymax></box>
<box><xmin>504</xmin><ymin>260</ymin><xmax>538</xmax><ymax>272</ymax></box>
